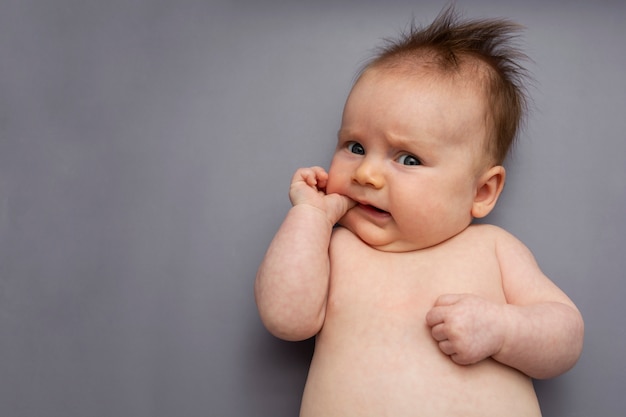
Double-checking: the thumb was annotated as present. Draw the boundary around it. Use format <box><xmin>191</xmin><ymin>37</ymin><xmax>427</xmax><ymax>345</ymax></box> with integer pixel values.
<box><xmin>433</xmin><ymin>294</ymin><xmax>465</xmax><ymax>307</ymax></box>
<box><xmin>325</xmin><ymin>194</ymin><xmax>356</xmax><ymax>224</ymax></box>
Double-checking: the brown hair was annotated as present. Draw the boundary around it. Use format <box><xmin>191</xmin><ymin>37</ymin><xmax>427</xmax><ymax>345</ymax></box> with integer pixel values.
<box><xmin>362</xmin><ymin>5</ymin><xmax>531</xmax><ymax>165</ymax></box>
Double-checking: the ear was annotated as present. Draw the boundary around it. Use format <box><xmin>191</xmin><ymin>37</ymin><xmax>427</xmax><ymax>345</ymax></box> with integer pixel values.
<box><xmin>471</xmin><ymin>165</ymin><xmax>506</xmax><ymax>219</ymax></box>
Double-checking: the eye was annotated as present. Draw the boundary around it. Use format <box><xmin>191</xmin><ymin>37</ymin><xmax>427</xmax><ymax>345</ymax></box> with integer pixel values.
<box><xmin>397</xmin><ymin>154</ymin><xmax>421</xmax><ymax>166</ymax></box>
<box><xmin>347</xmin><ymin>142</ymin><xmax>365</xmax><ymax>155</ymax></box>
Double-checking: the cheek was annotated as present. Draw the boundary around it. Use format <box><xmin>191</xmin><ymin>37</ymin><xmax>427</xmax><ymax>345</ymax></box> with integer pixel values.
<box><xmin>326</xmin><ymin>160</ymin><xmax>348</xmax><ymax>194</ymax></box>
<box><xmin>393</xmin><ymin>178</ymin><xmax>455</xmax><ymax>216</ymax></box>
<box><xmin>325</xmin><ymin>172</ymin><xmax>343</xmax><ymax>194</ymax></box>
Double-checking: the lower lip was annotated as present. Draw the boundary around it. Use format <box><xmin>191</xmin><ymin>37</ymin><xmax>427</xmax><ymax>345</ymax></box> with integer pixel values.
<box><xmin>357</xmin><ymin>204</ymin><xmax>391</xmax><ymax>219</ymax></box>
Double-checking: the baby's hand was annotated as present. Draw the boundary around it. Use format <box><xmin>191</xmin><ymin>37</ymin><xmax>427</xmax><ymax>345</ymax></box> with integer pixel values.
<box><xmin>289</xmin><ymin>166</ymin><xmax>355</xmax><ymax>224</ymax></box>
<box><xmin>425</xmin><ymin>294</ymin><xmax>506</xmax><ymax>366</ymax></box>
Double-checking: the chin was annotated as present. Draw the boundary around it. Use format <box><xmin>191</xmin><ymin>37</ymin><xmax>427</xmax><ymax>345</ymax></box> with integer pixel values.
<box><xmin>338</xmin><ymin>225</ymin><xmax>407</xmax><ymax>253</ymax></box>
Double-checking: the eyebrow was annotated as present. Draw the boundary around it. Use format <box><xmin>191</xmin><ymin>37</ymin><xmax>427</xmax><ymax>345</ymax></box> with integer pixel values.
<box><xmin>387</xmin><ymin>130</ymin><xmax>444</xmax><ymax>157</ymax></box>
<box><xmin>385</xmin><ymin>132</ymin><xmax>419</xmax><ymax>149</ymax></box>
<box><xmin>337</xmin><ymin>128</ymin><xmax>354</xmax><ymax>140</ymax></box>
<box><xmin>338</xmin><ymin>128</ymin><xmax>418</xmax><ymax>144</ymax></box>
<box><xmin>338</xmin><ymin>125</ymin><xmax>448</xmax><ymax>159</ymax></box>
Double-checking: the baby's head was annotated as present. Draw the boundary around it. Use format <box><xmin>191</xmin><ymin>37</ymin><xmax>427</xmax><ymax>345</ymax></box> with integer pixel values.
<box><xmin>359</xmin><ymin>6</ymin><xmax>529</xmax><ymax>167</ymax></box>
<box><xmin>326</xmin><ymin>7</ymin><xmax>531</xmax><ymax>251</ymax></box>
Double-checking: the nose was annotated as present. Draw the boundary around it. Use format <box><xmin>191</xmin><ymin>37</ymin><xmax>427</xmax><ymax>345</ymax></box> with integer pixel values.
<box><xmin>352</xmin><ymin>158</ymin><xmax>384</xmax><ymax>189</ymax></box>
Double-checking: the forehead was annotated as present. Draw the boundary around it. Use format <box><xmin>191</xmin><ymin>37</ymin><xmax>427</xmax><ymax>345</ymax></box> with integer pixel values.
<box><xmin>345</xmin><ymin>65</ymin><xmax>489</xmax><ymax>143</ymax></box>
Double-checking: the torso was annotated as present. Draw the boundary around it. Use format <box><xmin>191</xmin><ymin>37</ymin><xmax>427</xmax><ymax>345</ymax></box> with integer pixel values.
<box><xmin>300</xmin><ymin>224</ymin><xmax>541</xmax><ymax>417</ymax></box>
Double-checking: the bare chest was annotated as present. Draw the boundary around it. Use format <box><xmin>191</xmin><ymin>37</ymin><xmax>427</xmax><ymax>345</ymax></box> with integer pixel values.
<box><xmin>326</xmin><ymin>227</ymin><xmax>506</xmax><ymax>326</ymax></box>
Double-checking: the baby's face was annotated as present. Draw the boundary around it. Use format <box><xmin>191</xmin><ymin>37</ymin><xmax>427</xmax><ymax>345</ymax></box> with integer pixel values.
<box><xmin>326</xmin><ymin>67</ymin><xmax>491</xmax><ymax>252</ymax></box>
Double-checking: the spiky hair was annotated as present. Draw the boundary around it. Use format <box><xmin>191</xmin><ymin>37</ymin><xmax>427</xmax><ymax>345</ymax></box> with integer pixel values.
<box><xmin>363</xmin><ymin>5</ymin><xmax>531</xmax><ymax>164</ymax></box>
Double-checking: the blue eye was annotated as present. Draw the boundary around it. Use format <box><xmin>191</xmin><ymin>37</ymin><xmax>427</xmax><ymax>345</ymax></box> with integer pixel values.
<box><xmin>397</xmin><ymin>154</ymin><xmax>421</xmax><ymax>166</ymax></box>
<box><xmin>347</xmin><ymin>142</ymin><xmax>365</xmax><ymax>155</ymax></box>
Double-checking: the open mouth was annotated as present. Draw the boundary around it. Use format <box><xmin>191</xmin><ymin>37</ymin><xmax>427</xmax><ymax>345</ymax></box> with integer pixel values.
<box><xmin>370</xmin><ymin>205</ymin><xmax>388</xmax><ymax>214</ymax></box>
<box><xmin>360</xmin><ymin>203</ymin><xmax>389</xmax><ymax>216</ymax></box>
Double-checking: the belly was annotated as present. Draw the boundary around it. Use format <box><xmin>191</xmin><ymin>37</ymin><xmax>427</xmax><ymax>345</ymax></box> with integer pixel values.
<box><xmin>300</xmin><ymin>309</ymin><xmax>541</xmax><ymax>417</ymax></box>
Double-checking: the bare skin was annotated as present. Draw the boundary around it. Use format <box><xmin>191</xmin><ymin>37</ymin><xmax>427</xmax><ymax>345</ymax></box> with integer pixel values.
<box><xmin>301</xmin><ymin>224</ymin><xmax>570</xmax><ymax>417</ymax></box>
<box><xmin>255</xmin><ymin>66</ymin><xmax>584</xmax><ymax>416</ymax></box>
<box><xmin>257</xmin><ymin>194</ymin><xmax>581</xmax><ymax>416</ymax></box>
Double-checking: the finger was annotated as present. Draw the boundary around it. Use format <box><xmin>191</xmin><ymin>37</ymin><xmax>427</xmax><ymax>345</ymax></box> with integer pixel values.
<box><xmin>302</xmin><ymin>169</ymin><xmax>320</xmax><ymax>187</ymax></box>
<box><xmin>307</xmin><ymin>166</ymin><xmax>328</xmax><ymax>186</ymax></box>
<box><xmin>291</xmin><ymin>169</ymin><xmax>309</xmax><ymax>188</ymax></box>
<box><xmin>430</xmin><ymin>323</ymin><xmax>447</xmax><ymax>342</ymax></box>
<box><xmin>345</xmin><ymin>197</ymin><xmax>357</xmax><ymax>210</ymax></box>
<box><xmin>292</xmin><ymin>167</ymin><xmax>326</xmax><ymax>187</ymax></box>
<box><xmin>330</xmin><ymin>193</ymin><xmax>356</xmax><ymax>208</ymax></box>
<box><xmin>312</xmin><ymin>167</ymin><xmax>329</xmax><ymax>189</ymax></box>
<box><xmin>433</xmin><ymin>293</ymin><xmax>465</xmax><ymax>307</ymax></box>
<box><xmin>450</xmin><ymin>353</ymin><xmax>474</xmax><ymax>366</ymax></box>
<box><xmin>425</xmin><ymin>306</ymin><xmax>445</xmax><ymax>327</ymax></box>
<box><xmin>438</xmin><ymin>340</ymin><xmax>456</xmax><ymax>356</ymax></box>
<box><xmin>324</xmin><ymin>194</ymin><xmax>355</xmax><ymax>224</ymax></box>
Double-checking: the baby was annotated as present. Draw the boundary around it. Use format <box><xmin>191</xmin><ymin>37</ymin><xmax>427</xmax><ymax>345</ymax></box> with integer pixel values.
<box><xmin>255</xmin><ymin>7</ymin><xmax>584</xmax><ymax>417</ymax></box>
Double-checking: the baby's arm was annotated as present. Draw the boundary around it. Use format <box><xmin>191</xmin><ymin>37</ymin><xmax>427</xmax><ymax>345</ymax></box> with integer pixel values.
<box><xmin>426</xmin><ymin>229</ymin><xmax>584</xmax><ymax>379</ymax></box>
<box><xmin>255</xmin><ymin>167</ymin><xmax>355</xmax><ymax>341</ymax></box>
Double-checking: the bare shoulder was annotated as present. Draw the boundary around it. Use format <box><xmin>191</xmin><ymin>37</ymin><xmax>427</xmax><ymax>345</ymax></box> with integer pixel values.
<box><xmin>461</xmin><ymin>224</ymin><xmax>532</xmax><ymax>252</ymax></box>
<box><xmin>472</xmin><ymin>225</ymin><xmax>577</xmax><ymax>307</ymax></box>
<box><xmin>463</xmin><ymin>223</ymin><xmax>515</xmax><ymax>239</ymax></box>
<box><xmin>464</xmin><ymin>223</ymin><xmax>540</xmax><ymax>271</ymax></box>
<box><xmin>449</xmin><ymin>223</ymin><xmax>518</xmax><ymax>250</ymax></box>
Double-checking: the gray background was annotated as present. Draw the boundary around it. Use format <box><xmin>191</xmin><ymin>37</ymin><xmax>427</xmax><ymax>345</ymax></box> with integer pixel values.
<box><xmin>1</xmin><ymin>0</ymin><xmax>624</xmax><ymax>416</ymax></box>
